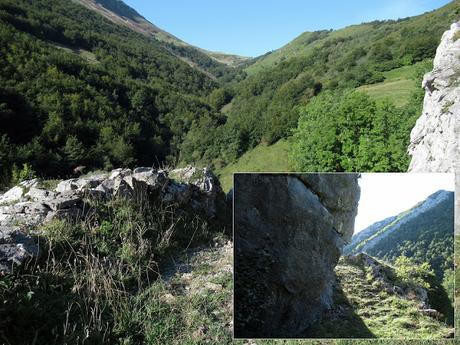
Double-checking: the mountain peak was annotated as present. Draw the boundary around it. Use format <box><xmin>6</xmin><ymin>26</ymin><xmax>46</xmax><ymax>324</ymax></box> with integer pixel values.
<box><xmin>421</xmin><ymin>189</ymin><xmax>453</xmax><ymax>209</ymax></box>
<box><xmin>73</xmin><ymin>0</ymin><xmax>174</xmax><ymax>41</ymax></box>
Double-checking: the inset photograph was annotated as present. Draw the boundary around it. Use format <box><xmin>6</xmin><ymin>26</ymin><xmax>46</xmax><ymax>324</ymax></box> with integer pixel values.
<box><xmin>234</xmin><ymin>173</ymin><xmax>454</xmax><ymax>339</ymax></box>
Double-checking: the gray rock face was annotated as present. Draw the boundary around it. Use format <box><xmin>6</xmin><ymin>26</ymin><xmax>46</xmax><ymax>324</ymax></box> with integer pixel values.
<box><xmin>0</xmin><ymin>226</ymin><xmax>39</xmax><ymax>274</ymax></box>
<box><xmin>0</xmin><ymin>166</ymin><xmax>226</xmax><ymax>274</ymax></box>
<box><xmin>407</xmin><ymin>22</ymin><xmax>460</xmax><ymax>235</ymax></box>
<box><xmin>234</xmin><ymin>174</ymin><xmax>360</xmax><ymax>338</ymax></box>
<box><xmin>408</xmin><ymin>22</ymin><xmax>460</xmax><ymax>173</ymax></box>
<box><xmin>296</xmin><ymin>174</ymin><xmax>361</xmax><ymax>242</ymax></box>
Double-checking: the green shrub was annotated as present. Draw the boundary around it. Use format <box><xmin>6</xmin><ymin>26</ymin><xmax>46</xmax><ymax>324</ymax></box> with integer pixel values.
<box><xmin>394</xmin><ymin>255</ymin><xmax>434</xmax><ymax>289</ymax></box>
<box><xmin>453</xmin><ymin>30</ymin><xmax>460</xmax><ymax>41</ymax></box>
<box><xmin>289</xmin><ymin>90</ymin><xmax>420</xmax><ymax>172</ymax></box>
<box><xmin>11</xmin><ymin>163</ymin><xmax>36</xmax><ymax>185</ymax></box>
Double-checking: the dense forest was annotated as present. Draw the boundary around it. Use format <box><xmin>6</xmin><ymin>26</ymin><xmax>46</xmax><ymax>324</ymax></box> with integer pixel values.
<box><xmin>289</xmin><ymin>90</ymin><xmax>423</xmax><ymax>172</ymax></box>
<box><xmin>0</xmin><ymin>0</ymin><xmax>222</xmax><ymax>186</ymax></box>
<box><xmin>371</xmin><ymin>192</ymin><xmax>454</xmax><ymax>280</ymax></box>
<box><xmin>0</xmin><ymin>0</ymin><xmax>459</xmax><ymax>188</ymax></box>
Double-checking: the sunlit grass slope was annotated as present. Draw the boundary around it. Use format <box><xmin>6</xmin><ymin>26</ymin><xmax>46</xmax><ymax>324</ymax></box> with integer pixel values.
<box><xmin>215</xmin><ymin>139</ymin><xmax>291</xmax><ymax>192</ymax></box>
<box><xmin>358</xmin><ymin>60</ymin><xmax>432</xmax><ymax>107</ymax></box>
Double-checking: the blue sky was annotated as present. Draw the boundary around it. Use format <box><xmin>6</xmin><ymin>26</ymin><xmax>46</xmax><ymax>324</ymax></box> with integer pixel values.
<box><xmin>123</xmin><ymin>0</ymin><xmax>452</xmax><ymax>57</ymax></box>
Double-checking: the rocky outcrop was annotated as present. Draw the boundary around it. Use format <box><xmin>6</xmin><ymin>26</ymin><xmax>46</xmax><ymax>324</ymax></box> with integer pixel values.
<box><xmin>0</xmin><ymin>166</ymin><xmax>227</xmax><ymax>274</ymax></box>
<box><xmin>343</xmin><ymin>253</ymin><xmax>430</xmax><ymax>309</ymax></box>
<box><xmin>408</xmin><ymin>22</ymin><xmax>459</xmax><ymax>235</ymax></box>
<box><xmin>0</xmin><ymin>226</ymin><xmax>38</xmax><ymax>274</ymax></box>
<box><xmin>234</xmin><ymin>173</ymin><xmax>360</xmax><ymax>338</ymax></box>
<box><xmin>408</xmin><ymin>22</ymin><xmax>460</xmax><ymax>173</ymax></box>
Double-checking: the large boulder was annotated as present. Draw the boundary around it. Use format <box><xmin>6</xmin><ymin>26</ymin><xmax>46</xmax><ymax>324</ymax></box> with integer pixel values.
<box><xmin>234</xmin><ymin>174</ymin><xmax>360</xmax><ymax>338</ymax></box>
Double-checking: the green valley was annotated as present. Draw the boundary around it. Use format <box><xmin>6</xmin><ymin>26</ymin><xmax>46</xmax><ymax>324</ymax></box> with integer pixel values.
<box><xmin>1</xmin><ymin>0</ymin><xmax>459</xmax><ymax>189</ymax></box>
<box><xmin>179</xmin><ymin>1</ymin><xmax>459</xmax><ymax>175</ymax></box>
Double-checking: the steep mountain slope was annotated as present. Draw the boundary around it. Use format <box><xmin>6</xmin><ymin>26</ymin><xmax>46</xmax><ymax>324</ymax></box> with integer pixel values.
<box><xmin>73</xmin><ymin>0</ymin><xmax>249</xmax><ymax>80</ymax></box>
<box><xmin>246</xmin><ymin>2</ymin><xmax>459</xmax><ymax>75</ymax></box>
<box><xmin>1</xmin><ymin>0</ymin><xmax>458</xmax><ymax>191</ymax></box>
<box><xmin>344</xmin><ymin>190</ymin><xmax>454</xmax><ymax>279</ymax></box>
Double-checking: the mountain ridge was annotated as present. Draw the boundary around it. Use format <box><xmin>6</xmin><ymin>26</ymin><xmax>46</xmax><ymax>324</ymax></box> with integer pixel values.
<box><xmin>245</xmin><ymin>1</ymin><xmax>459</xmax><ymax>74</ymax></box>
<box><xmin>73</xmin><ymin>0</ymin><xmax>250</xmax><ymax>70</ymax></box>
<box><xmin>346</xmin><ymin>189</ymin><xmax>453</xmax><ymax>252</ymax></box>
<box><xmin>345</xmin><ymin>189</ymin><xmax>454</xmax><ymax>279</ymax></box>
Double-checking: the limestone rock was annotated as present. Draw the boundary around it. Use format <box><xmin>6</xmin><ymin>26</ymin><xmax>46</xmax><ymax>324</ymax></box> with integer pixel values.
<box><xmin>407</xmin><ymin>22</ymin><xmax>460</xmax><ymax>236</ymax></box>
<box><xmin>234</xmin><ymin>173</ymin><xmax>360</xmax><ymax>338</ymax></box>
<box><xmin>408</xmin><ymin>22</ymin><xmax>460</xmax><ymax>173</ymax></box>
<box><xmin>0</xmin><ymin>186</ymin><xmax>25</xmax><ymax>205</ymax></box>
<box><xmin>132</xmin><ymin>168</ymin><xmax>168</xmax><ymax>190</ymax></box>
<box><xmin>457</xmin><ymin>173</ymin><xmax>460</xmax><ymax>234</ymax></box>
<box><xmin>55</xmin><ymin>179</ymin><xmax>79</xmax><ymax>193</ymax></box>
<box><xmin>168</xmin><ymin>167</ymin><xmax>226</xmax><ymax>218</ymax></box>
<box><xmin>297</xmin><ymin>174</ymin><xmax>361</xmax><ymax>242</ymax></box>
<box><xmin>0</xmin><ymin>226</ymin><xmax>39</xmax><ymax>274</ymax></box>
<box><xmin>0</xmin><ymin>166</ymin><xmax>227</xmax><ymax>273</ymax></box>
<box><xmin>25</xmin><ymin>187</ymin><xmax>57</xmax><ymax>201</ymax></box>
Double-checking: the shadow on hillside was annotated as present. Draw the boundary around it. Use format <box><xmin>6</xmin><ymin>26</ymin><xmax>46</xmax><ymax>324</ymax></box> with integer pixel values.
<box><xmin>302</xmin><ymin>279</ymin><xmax>376</xmax><ymax>338</ymax></box>
<box><xmin>428</xmin><ymin>275</ymin><xmax>454</xmax><ymax>326</ymax></box>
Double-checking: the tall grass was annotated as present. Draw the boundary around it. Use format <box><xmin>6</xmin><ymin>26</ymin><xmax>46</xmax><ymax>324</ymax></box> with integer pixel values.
<box><xmin>0</xmin><ymin>194</ymin><xmax>228</xmax><ymax>344</ymax></box>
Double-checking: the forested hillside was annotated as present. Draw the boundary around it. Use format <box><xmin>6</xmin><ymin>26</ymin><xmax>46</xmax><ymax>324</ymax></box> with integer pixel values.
<box><xmin>0</xmin><ymin>0</ymin><xmax>223</xmax><ymax>186</ymax></box>
<box><xmin>345</xmin><ymin>190</ymin><xmax>454</xmax><ymax>281</ymax></box>
<box><xmin>74</xmin><ymin>0</ymin><xmax>249</xmax><ymax>80</ymax></box>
